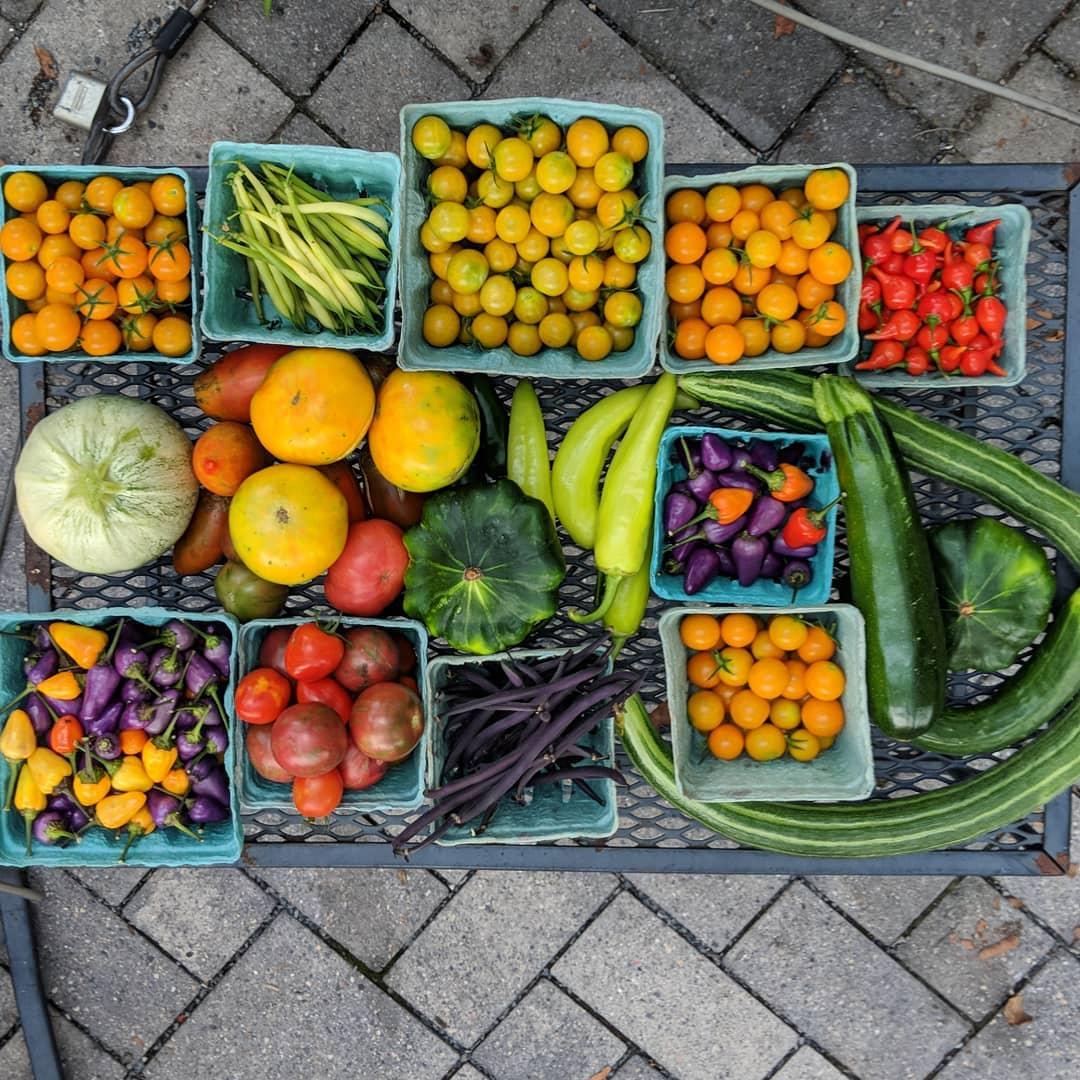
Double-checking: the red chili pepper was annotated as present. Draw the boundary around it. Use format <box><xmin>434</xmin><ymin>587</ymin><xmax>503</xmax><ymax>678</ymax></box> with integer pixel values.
<box><xmin>48</xmin><ymin>715</ymin><xmax>83</xmax><ymax>756</ymax></box>
<box><xmin>969</xmin><ymin>332</ymin><xmax>993</xmax><ymax>350</ymax></box>
<box><xmin>860</xmin><ymin>278</ymin><xmax>882</xmax><ymax>306</ymax></box>
<box><xmin>987</xmin><ymin>359</ymin><xmax>1008</xmax><ymax>377</ymax></box>
<box><xmin>866</xmin><ymin>308</ymin><xmax>921</xmax><ymax>341</ymax></box>
<box><xmin>917</xmin><ymin>290</ymin><xmax>955</xmax><ymax>322</ymax></box>
<box><xmin>941</xmin><ymin>247</ymin><xmax>974</xmax><ymax>291</ymax></box>
<box><xmin>890</xmin><ymin>228</ymin><xmax>914</xmax><ymax>254</ymax></box>
<box><xmin>855</xmin><ymin>339</ymin><xmax>905</xmax><ymax>371</ymax></box>
<box><xmin>861</xmin><ymin>217</ymin><xmax>901</xmax><ymax>266</ymax></box>
<box><xmin>975</xmin><ymin>295</ymin><xmax>1006</xmax><ymax>338</ymax></box>
<box><xmin>965</xmin><ymin>218</ymin><xmax>1000</xmax><ymax>246</ymax></box>
<box><xmin>950</xmin><ymin>315</ymin><xmax>979</xmax><ymax>346</ymax></box>
<box><xmin>960</xmin><ymin>347</ymin><xmax>991</xmax><ymax>377</ymax></box>
<box><xmin>857</xmin><ymin>300</ymin><xmax>882</xmax><ymax>332</ymax></box>
<box><xmin>903</xmin><ymin>248</ymin><xmax>937</xmax><ymax>286</ymax></box>
<box><xmin>938</xmin><ymin>344</ymin><xmax>966</xmax><ymax>373</ymax></box>
<box><xmin>963</xmin><ymin>240</ymin><xmax>992</xmax><ymax>269</ymax></box>
<box><xmin>869</xmin><ymin>265</ymin><xmax>917</xmax><ymax>310</ymax></box>
<box><xmin>857</xmin><ymin>222</ymin><xmax>877</xmax><ymax>243</ymax></box>
<box><xmin>904</xmin><ymin>345</ymin><xmax>931</xmax><ymax>376</ymax></box>
<box><xmin>879</xmin><ymin>251</ymin><xmax>906</xmax><ymax>274</ymax></box>
<box><xmin>780</xmin><ymin>496</ymin><xmax>841</xmax><ymax>547</ymax></box>
<box><xmin>917</xmin><ymin>225</ymin><xmax>949</xmax><ymax>253</ymax></box>
<box><xmin>917</xmin><ymin>320</ymin><xmax>949</xmax><ymax>352</ymax></box>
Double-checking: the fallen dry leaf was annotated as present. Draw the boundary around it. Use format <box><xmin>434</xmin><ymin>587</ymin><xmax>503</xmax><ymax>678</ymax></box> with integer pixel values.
<box><xmin>587</xmin><ymin>1069</ymin><xmax>613</xmax><ymax>1080</ymax></box>
<box><xmin>1045</xmin><ymin>329</ymin><xmax>1065</xmax><ymax>342</ymax></box>
<box><xmin>975</xmin><ymin>918</ymin><xmax>989</xmax><ymax>936</ymax></box>
<box><xmin>979</xmin><ymin>932</ymin><xmax>1020</xmax><ymax>961</ymax></box>
<box><xmin>1035</xmin><ymin>308</ymin><xmax>1055</xmax><ymax>319</ymax></box>
<box><xmin>1007</xmin><ymin>896</ymin><xmax>1025</xmax><ymax>910</ymax></box>
<box><xmin>1071</xmin><ymin>926</ymin><xmax>1079</xmax><ymax>943</ymax></box>
<box><xmin>1067</xmin><ymin>862</ymin><xmax>1078</xmax><ymax>878</ymax></box>
<box><xmin>958</xmin><ymin>937</ymin><xmax>975</xmax><ymax>951</ymax></box>
<box><xmin>1003</xmin><ymin>994</ymin><xmax>1033</xmax><ymax>1026</ymax></box>
<box><xmin>773</xmin><ymin>13</ymin><xmax>796</xmax><ymax>37</ymax></box>
<box><xmin>650</xmin><ymin>702</ymin><xmax>671</xmax><ymax>731</ymax></box>
<box><xmin>34</xmin><ymin>45</ymin><xmax>57</xmax><ymax>79</ymax></box>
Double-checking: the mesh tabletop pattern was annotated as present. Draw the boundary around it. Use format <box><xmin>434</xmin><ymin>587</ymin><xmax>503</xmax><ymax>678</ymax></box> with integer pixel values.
<box><xmin>20</xmin><ymin>175</ymin><xmax>1074</xmax><ymax>872</ymax></box>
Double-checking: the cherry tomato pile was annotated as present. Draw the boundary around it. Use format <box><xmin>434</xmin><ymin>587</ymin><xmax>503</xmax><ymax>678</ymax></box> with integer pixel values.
<box><xmin>857</xmin><ymin>215</ymin><xmax>1008</xmax><ymax>377</ymax></box>
<box><xmin>665</xmin><ymin>168</ymin><xmax>853</xmax><ymax>365</ymax></box>
<box><xmin>410</xmin><ymin>112</ymin><xmax>652</xmax><ymax>361</ymax></box>
<box><xmin>680</xmin><ymin>612</ymin><xmax>846</xmax><ymax>763</ymax></box>
<box><xmin>236</xmin><ymin>622</ymin><xmax>423</xmax><ymax>818</ymax></box>
<box><xmin>1</xmin><ymin>171</ymin><xmax>194</xmax><ymax>358</ymax></box>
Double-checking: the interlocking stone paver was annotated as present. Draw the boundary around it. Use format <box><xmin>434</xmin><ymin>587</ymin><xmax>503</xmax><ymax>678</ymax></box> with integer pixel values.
<box><xmin>473</xmin><ymin>979</ymin><xmax>625</xmax><ymax>1080</ymax></box>
<box><xmin>0</xmin><ymin>958</ymin><xmax>16</xmax><ymax>1034</ymax></box>
<box><xmin>626</xmin><ymin>873</ymin><xmax>787</xmax><ymax>952</ymax></box>
<box><xmin>937</xmin><ymin>949</ymin><xmax>1080</xmax><ymax>1080</ymax></box>
<box><xmin>597</xmin><ymin>0</ymin><xmax>843</xmax><ymax>150</ymax></box>
<box><xmin>1044</xmin><ymin>14</ymin><xmax>1080</xmax><ymax>66</ymax></box>
<box><xmin>726</xmin><ymin>882</ymin><xmax>970</xmax><ymax>1080</ymax></box>
<box><xmin>616</xmin><ymin>1056</ymin><xmax>664</xmax><ymax>1079</ymax></box>
<box><xmin>275</xmin><ymin>109</ymin><xmax>341</xmax><ymax>147</ymax></box>
<box><xmin>123</xmin><ymin>868</ymin><xmax>275</xmax><ymax>981</ymax></box>
<box><xmin>777</xmin><ymin>68</ymin><xmax>943</xmax><ymax>163</ymax></box>
<box><xmin>0</xmin><ymin>1029</ymin><xmax>30</xmax><ymax>1080</ymax></box>
<box><xmin>309</xmin><ymin>14</ymin><xmax>470</xmax><ymax>153</ymax></box>
<box><xmin>0</xmin><ymin>361</ymin><xmax>23</xmax><ymax>612</ymax></box>
<box><xmin>146</xmin><ymin>914</ymin><xmax>457</xmax><ymax>1080</ymax></box>
<box><xmin>395</xmin><ymin>0</ymin><xmax>547</xmax><ymax>78</ymax></box>
<box><xmin>69</xmin><ymin>867</ymin><xmax>151</xmax><ymax>908</ymax></box>
<box><xmin>254</xmin><ymin>867</ymin><xmax>447</xmax><ymax>971</ymax></box>
<box><xmin>896</xmin><ymin>876</ymin><xmax>1056</xmax><ymax>1021</ymax></box>
<box><xmin>110</xmin><ymin>21</ymin><xmax>292</xmax><ymax>165</ymax></box>
<box><xmin>808</xmin><ymin>874</ymin><xmax>950</xmax><ymax>944</ymax></box>
<box><xmin>959</xmin><ymin>51</ymin><xmax>1080</xmax><ymax>162</ymax></box>
<box><xmin>206</xmin><ymin>0</ymin><xmax>374</xmax><ymax>97</ymax></box>
<box><xmin>28</xmin><ymin>870</ymin><xmax>198</xmax><ymax>1065</ymax></box>
<box><xmin>801</xmin><ymin>0</ymin><xmax>1063</xmax><ymax>130</ymax></box>
<box><xmin>771</xmin><ymin>1045</ymin><xmax>847</xmax><ymax>1080</ymax></box>
<box><xmin>995</xmin><ymin>794</ymin><xmax>1080</xmax><ymax>947</ymax></box>
<box><xmin>484</xmin><ymin>0</ymin><xmax>755</xmax><ymax>166</ymax></box>
<box><xmin>434</xmin><ymin>868</ymin><xmax>471</xmax><ymax>889</ymax></box>
<box><xmin>553</xmin><ymin>892</ymin><xmax>797</xmax><ymax>1080</ymax></box>
<box><xmin>49</xmin><ymin>1007</ymin><xmax>126</xmax><ymax>1080</ymax></box>
<box><xmin>0</xmin><ymin>1</ymin><xmax>36</xmax><ymax>24</ymax></box>
<box><xmin>386</xmin><ymin>870</ymin><xmax>615</xmax><ymax>1046</ymax></box>
<box><xmin>452</xmin><ymin>1067</ymin><xmax>485</xmax><ymax>1080</ymax></box>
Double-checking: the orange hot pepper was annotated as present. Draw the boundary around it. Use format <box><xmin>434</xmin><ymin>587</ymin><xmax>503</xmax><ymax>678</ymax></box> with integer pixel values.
<box><xmin>34</xmin><ymin>670</ymin><xmax>82</xmax><ymax>701</ymax></box>
<box><xmin>73</xmin><ymin>767</ymin><xmax>111</xmax><ymax>807</ymax></box>
<box><xmin>119</xmin><ymin>805</ymin><xmax>155</xmax><ymax>864</ymax></box>
<box><xmin>26</xmin><ymin>745</ymin><xmax>72</xmax><ymax>795</ymax></box>
<box><xmin>161</xmin><ymin>767</ymin><xmax>190</xmax><ymax>797</ymax></box>
<box><xmin>142</xmin><ymin>739</ymin><xmax>178</xmax><ymax>784</ymax></box>
<box><xmin>48</xmin><ymin>715</ymin><xmax>84</xmax><ymax>756</ymax></box>
<box><xmin>111</xmin><ymin>755</ymin><xmax>153</xmax><ymax>793</ymax></box>
<box><xmin>14</xmin><ymin>764</ymin><xmax>46</xmax><ymax>856</ymax></box>
<box><xmin>49</xmin><ymin>622</ymin><xmax>108</xmax><ymax>669</ymax></box>
<box><xmin>708</xmin><ymin>486</ymin><xmax>755</xmax><ymax>525</ymax></box>
<box><xmin>747</xmin><ymin>462</ymin><xmax>815</xmax><ymax>503</ymax></box>
<box><xmin>119</xmin><ymin>729</ymin><xmax>148</xmax><ymax>756</ymax></box>
<box><xmin>1</xmin><ymin>708</ymin><xmax>37</xmax><ymax>809</ymax></box>
<box><xmin>95</xmin><ymin>790</ymin><xmax>146</xmax><ymax>830</ymax></box>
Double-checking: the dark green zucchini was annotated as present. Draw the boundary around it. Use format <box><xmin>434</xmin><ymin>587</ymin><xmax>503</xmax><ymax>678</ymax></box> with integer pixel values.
<box><xmin>813</xmin><ymin>375</ymin><xmax>947</xmax><ymax>738</ymax></box>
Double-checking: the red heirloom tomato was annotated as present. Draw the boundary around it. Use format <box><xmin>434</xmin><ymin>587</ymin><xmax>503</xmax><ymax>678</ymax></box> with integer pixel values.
<box><xmin>284</xmin><ymin>622</ymin><xmax>346</xmax><ymax>683</ymax></box>
<box><xmin>350</xmin><ymin>683</ymin><xmax>424</xmax><ymax>763</ymax></box>
<box><xmin>339</xmin><ymin>744</ymin><xmax>389</xmax><ymax>790</ymax></box>
<box><xmin>271</xmin><ymin>703</ymin><xmax>349</xmax><ymax>777</ymax></box>
<box><xmin>258</xmin><ymin>626</ymin><xmax>292</xmax><ymax>677</ymax></box>
<box><xmin>324</xmin><ymin>519</ymin><xmax>409</xmax><ymax>616</ymax></box>
<box><xmin>296</xmin><ymin>677</ymin><xmax>353</xmax><ymax>725</ymax></box>
<box><xmin>292</xmin><ymin>768</ymin><xmax>344</xmax><ymax>818</ymax></box>
<box><xmin>246</xmin><ymin>724</ymin><xmax>293</xmax><ymax>783</ymax></box>
<box><xmin>334</xmin><ymin>627</ymin><xmax>401</xmax><ymax>692</ymax></box>
<box><xmin>235</xmin><ymin>667</ymin><xmax>291</xmax><ymax>725</ymax></box>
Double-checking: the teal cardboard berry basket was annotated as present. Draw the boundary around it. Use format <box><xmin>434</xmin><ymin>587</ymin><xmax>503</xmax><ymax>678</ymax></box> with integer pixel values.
<box><xmin>659</xmin><ymin>162</ymin><xmax>860</xmax><ymax>375</ymax></box>
<box><xmin>848</xmin><ymin>202</ymin><xmax>1030</xmax><ymax>388</ymax></box>
<box><xmin>0</xmin><ymin>608</ymin><xmax>241</xmax><ymax>868</ymax></box>
<box><xmin>660</xmin><ymin>604</ymin><xmax>873</xmax><ymax>803</ymax></box>
<box><xmin>423</xmin><ymin>647</ymin><xmax>619</xmax><ymax>845</ymax></box>
<box><xmin>235</xmin><ymin>617</ymin><xmax>428</xmax><ymax>815</ymax></box>
<box><xmin>200</xmin><ymin>140</ymin><xmax>402</xmax><ymax>352</ymax></box>
<box><xmin>651</xmin><ymin>425</ymin><xmax>839</xmax><ymax>607</ymax></box>
<box><xmin>0</xmin><ymin>164</ymin><xmax>200</xmax><ymax>365</ymax></box>
<box><xmin>398</xmin><ymin>97</ymin><xmax>665</xmax><ymax>379</ymax></box>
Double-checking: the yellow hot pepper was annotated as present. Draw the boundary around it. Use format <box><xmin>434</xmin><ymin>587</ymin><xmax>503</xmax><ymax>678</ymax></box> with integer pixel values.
<box><xmin>26</xmin><ymin>745</ymin><xmax>72</xmax><ymax>795</ymax></box>
<box><xmin>119</xmin><ymin>805</ymin><xmax>156</xmax><ymax>864</ymax></box>
<box><xmin>95</xmin><ymin>790</ymin><xmax>146</xmax><ymax>830</ymax></box>
<box><xmin>34</xmin><ymin>670</ymin><xmax>82</xmax><ymax>702</ymax></box>
<box><xmin>49</xmin><ymin>622</ymin><xmax>108</xmax><ymax>670</ymax></box>
<box><xmin>73</xmin><ymin>768</ymin><xmax>111</xmax><ymax>807</ymax></box>
<box><xmin>142</xmin><ymin>741</ymin><xmax>178</xmax><ymax>784</ymax></box>
<box><xmin>161</xmin><ymin>767</ymin><xmax>190</xmax><ymax>797</ymax></box>
<box><xmin>14</xmin><ymin>764</ymin><xmax>46</xmax><ymax>856</ymax></box>
<box><xmin>111</xmin><ymin>755</ymin><xmax>153</xmax><ymax>793</ymax></box>
<box><xmin>1</xmin><ymin>709</ymin><xmax>37</xmax><ymax>809</ymax></box>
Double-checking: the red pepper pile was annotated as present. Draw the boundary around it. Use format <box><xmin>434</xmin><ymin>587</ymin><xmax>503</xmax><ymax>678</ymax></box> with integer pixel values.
<box><xmin>857</xmin><ymin>216</ymin><xmax>1007</xmax><ymax>377</ymax></box>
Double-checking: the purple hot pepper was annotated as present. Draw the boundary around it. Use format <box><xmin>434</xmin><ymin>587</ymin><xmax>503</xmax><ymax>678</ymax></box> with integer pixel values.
<box><xmin>142</xmin><ymin>690</ymin><xmax>180</xmax><ymax>738</ymax></box>
<box><xmin>191</xmin><ymin>765</ymin><xmax>230</xmax><ymax>806</ymax></box>
<box><xmin>700</xmin><ymin>433</ymin><xmax>733</xmax><ymax>472</ymax></box>
<box><xmin>702</xmin><ymin>514</ymin><xmax>747</xmax><ymax>546</ymax></box>
<box><xmin>85</xmin><ymin>700</ymin><xmax>124</xmax><ymax>737</ymax></box>
<box><xmin>184</xmin><ymin>653</ymin><xmax>218</xmax><ymax>699</ymax></box>
<box><xmin>92</xmin><ymin>734</ymin><xmax>122</xmax><ymax>761</ymax></box>
<box><xmin>782</xmin><ymin>559</ymin><xmax>814</xmax><ymax>596</ymax></box>
<box><xmin>24</xmin><ymin>694</ymin><xmax>54</xmax><ymax>736</ymax></box>
<box><xmin>714</xmin><ymin>470</ymin><xmax>759</xmax><ymax>493</ymax></box>
<box><xmin>203</xmin><ymin>726</ymin><xmax>228</xmax><ymax>757</ymax></box>
<box><xmin>747</xmin><ymin>496</ymin><xmax>787</xmax><ymax>538</ymax></box>
<box><xmin>32</xmin><ymin>810</ymin><xmax>77</xmax><ymax>846</ymax></box>
<box><xmin>187</xmin><ymin>796</ymin><xmax>229</xmax><ymax>825</ymax></box>
<box><xmin>186</xmin><ymin>756</ymin><xmax>216</xmax><ymax>782</ymax></box>
<box><xmin>732</xmin><ymin>532</ymin><xmax>768</xmax><ymax>588</ymax></box>
<box><xmin>761</xmin><ymin>552</ymin><xmax>784</xmax><ymax>579</ymax></box>
<box><xmin>24</xmin><ymin>648</ymin><xmax>59</xmax><ymax>684</ymax></box>
<box><xmin>148</xmin><ymin>647</ymin><xmax>182</xmax><ymax>689</ymax></box>
<box><xmin>684</xmin><ymin>546</ymin><xmax>722</xmax><ymax>595</ymax></box>
<box><xmin>162</xmin><ymin>619</ymin><xmax>196</xmax><ymax>651</ymax></box>
<box><xmin>749</xmin><ymin>440</ymin><xmax>779</xmax><ymax>471</ymax></box>
<box><xmin>114</xmin><ymin>642</ymin><xmax>151</xmax><ymax>685</ymax></box>
<box><xmin>684</xmin><ymin>467</ymin><xmax>717</xmax><ymax>503</ymax></box>
<box><xmin>772</xmin><ymin>535</ymin><xmax>818</xmax><ymax>559</ymax></box>
<box><xmin>664</xmin><ymin>491</ymin><xmax>698</xmax><ymax>535</ymax></box>
<box><xmin>146</xmin><ymin>789</ymin><xmax>201</xmax><ymax>839</ymax></box>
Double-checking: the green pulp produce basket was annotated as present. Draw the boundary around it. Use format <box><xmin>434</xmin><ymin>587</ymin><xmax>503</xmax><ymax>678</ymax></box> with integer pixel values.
<box><xmin>0</xmin><ymin>164</ymin><xmax>200</xmax><ymax>365</ymax></box>
<box><xmin>849</xmin><ymin>202</ymin><xmax>1031</xmax><ymax>388</ymax></box>
<box><xmin>423</xmin><ymin>648</ymin><xmax>618</xmax><ymax>845</ymax></box>
<box><xmin>659</xmin><ymin>162</ymin><xmax>861</xmax><ymax>375</ymax></box>
<box><xmin>0</xmin><ymin>608</ymin><xmax>241</xmax><ymax>868</ymax></box>
<box><xmin>398</xmin><ymin>97</ymin><xmax>665</xmax><ymax>380</ymax></box>
<box><xmin>200</xmin><ymin>140</ymin><xmax>402</xmax><ymax>352</ymax></box>
<box><xmin>651</xmin><ymin>425</ymin><xmax>839</xmax><ymax>607</ymax></box>
<box><xmin>235</xmin><ymin>617</ymin><xmax>428</xmax><ymax>815</ymax></box>
<box><xmin>660</xmin><ymin>604</ymin><xmax>873</xmax><ymax>803</ymax></box>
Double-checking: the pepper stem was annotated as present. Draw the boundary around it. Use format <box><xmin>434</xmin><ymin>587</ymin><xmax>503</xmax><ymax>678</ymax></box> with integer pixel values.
<box><xmin>24</xmin><ymin>811</ymin><xmax>33</xmax><ymax>856</ymax></box>
<box><xmin>570</xmin><ymin>574</ymin><xmax>622</xmax><ymax>624</ymax></box>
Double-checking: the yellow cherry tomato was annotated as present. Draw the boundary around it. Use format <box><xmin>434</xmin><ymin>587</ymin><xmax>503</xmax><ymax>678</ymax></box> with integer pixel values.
<box><xmin>566</xmin><ymin>117</ymin><xmax>609</xmax><ymax>167</ymax></box>
<box><xmin>745</xmin><ymin>722</ymin><xmax>787</xmax><ymax>761</ymax></box>
<box><xmin>470</xmin><ymin>312</ymin><xmax>508</xmax><ymax>349</ymax></box>
<box><xmin>535</xmin><ymin>150</ymin><xmax>577</xmax><ymax>194</ymax></box>
<box><xmin>804</xmin><ymin>167</ymin><xmax>850</xmax><ymax>211</ymax></box>
<box><xmin>530</xmin><ymin>192</ymin><xmax>574</xmax><ymax>238</ymax></box>
<box><xmin>508</xmin><ymin>321</ymin><xmax>541</xmax><ymax>356</ymax></box>
<box><xmin>446</xmin><ymin>249</ymin><xmax>489</xmax><ymax>295</ymax></box>
<box><xmin>538</xmin><ymin>312</ymin><xmax>574</xmax><ymax>348</ymax></box>
<box><xmin>412</xmin><ymin>115</ymin><xmax>453</xmax><ymax>159</ymax></box>
<box><xmin>603</xmin><ymin>290</ymin><xmax>642</xmax><ymax>328</ymax></box>
<box><xmin>429</xmin><ymin>165</ymin><xmax>468</xmax><ymax>203</ymax></box>
<box><xmin>787</xmin><ymin>728</ymin><xmax>822</xmax><ymax>762</ymax></box>
<box><xmin>736</xmin><ymin>316</ymin><xmax>770</xmax><ymax>357</ymax></box>
<box><xmin>569</xmin><ymin>254</ymin><xmax>605</xmax><ymax>293</ymax></box>
<box><xmin>707</xmin><ymin>723</ymin><xmax>745</xmax><ymax>761</ymax></box>
<box><xmin>567</xmin><ymin>167</ymin><xmax>603</xmax><ymax>209</ymax></box>
<box><xmin>428</xmin><ymin>201</ymin><xmax>470</xmax><ymax>243</ymax></box>
<box><xmin>531</xmin><ymin>257</ymin><xmax>569</xmax><ymax>297</ymax></box>
<box><xmin>484</xmin><ymin>237</ymin><xmax>518</xmax><ymax>273</ymax></box>
<box><xmin>435</xmin><ymin>129</ymin><xmax>468</xmax><ymax>169</ymax></box>
<box><xmin>478</xmin><ymin>170</ymin><xmax>514</xmax><ymax>209</ymax></box>
<box><xmin>744</xmin><ymin>229</ymin><xmax>782</xmax><ymax>269</ymax></box>
<box><xmin>603</xmin><ymin>255</ymin><xmax>636</xmax><ymax>289</ymax></box>
<box><xmin>759</xmin><ymin>200</ymin><xmax>799</xmax><ymax>240</ymax></box>
<box><xmin>422</xmin><ymin>303</ymin><xmax>460</xmax><ymax>346</ymax></box>
<box><xmin>495</xmin><ymin>203</ymin><xmax>532</xmax><ymax>245</ymax></box>
<box><xmin>576</xmin><ymin>324</ymin><xmax>613</xmax><ymax>362</ymax></box>
<box><xmin>770</xmin><ymin>699</ymin><xmax>803</xmax><ymax>732</ymax></box>
<box><xmin>492</xmin><ymin>137</ymin><xmax>534</xmax><ymax>182</ymax></box>
<box><xmin>790</xmin><ymin>210</ymin><xmax>832</xmax><ymax>250</ymax></box>
<box><xmin>479</xmin><ymin>274</ymin><xmax>516</xmax><ymax>317</ymax></box>
<box><xmin>613</xmin><ymin>224</ymin><xmax>651</xmax><ymax>264</ymax></box>
<box><xmin>611</xmin><ymin>125</ymin><xmax>649</xmax><ymax>162</ymax></box>
<box><xmin>564</xmin><ymin>219</ymin><xmax>600</xmax><ymax>256</ymax></box>
<box><xmin>593</xmin><ymin>151</ymin><xmax>633</xmax><ymax>193</ymax></box>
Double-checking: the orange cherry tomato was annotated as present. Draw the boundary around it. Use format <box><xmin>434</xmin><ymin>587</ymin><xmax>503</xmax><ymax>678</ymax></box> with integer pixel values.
<box><xmin>150</xmin><ymin>174</ymin><xmax>188</xmax><ymax>216</ymax></box>
<box><xmin>84</xmin><ymin>175</ymin><xmax>123</xmax><ymax>214</ymax></box>
<box><xmin>805</xmin><ymin>660</ymin><xmax>846</xmax><ymax>701</ymax></box>
<box><xmin>745</xmin><ymin>722</ymin><xmax>787</xmax><ymax>761</ymax></box>
<box><xmin>796</xmin><ymin>273</ymin><xmax>835</xmax><ymax>310</ymax></box>
<box><xmin>665</xmin><ymin>221</ymin><xmax>707</xmax><ymax>264</ymax></box>
<box><xmin>5</xmin><ymin>260</ymin><xmax>46</xmax><ymax>300</ymax></box>
<box><xmin>700</xmin><ymin>286</ymin><xmax>742</xmax><ymax>327</ymax></box>
<box><xmin>687</xmin><ymin>650</ymin><xmax>723</xmax><ymax>690</ymax></box>
<box><xmin>0</xmin><ymin>217</ymin><xmax>42</xmax><ymax>261</ymax></box>
<box><xmin>673</xmin><ymin>317</ymin><xmax>709</xmax><ymax>360</ymax></box>
<box><xmin>69</xmin><ymin>213</ymin><xmax>107</xmax><ymax>251</ymax></box>
<box><xmin>728</xmin><ymin>689</ymin><xmax>769</xmax><ymax>730</ymax></box>
<box><xmin>769</xmin><ymin>615</ymin><xmax>809</xmax><ymax>651</ymax></box>
<box><xmin>79</xmin><ymin>319</ymin><xmax>122</xmax><ymax>357</ymax></box>
<box><xmin>705</xmin><ymin>324</ymin><xmax>744</xmax><ymax>366</ymax></box>
<box><xmin>144</xmin><ymin>214</ymin><xmax>187</xmax><ymax>246</ymax></box>
<box><xmin>10</xmin><ymin>312</ymin><xmax>45</xmax><ymax>356</ymax></box>
<box><xmin>707</xmin><ymin>723</ymin><xmax>744</xmax><ymax>760</ymax></box>
<box><xmin>112</xmin><ymin>186</ymin><xmax>156</xmax><ymax>229</ymax></box>
<box><xmin>99</xmin><ymin>233</ymin><xmax>148</xmax><ymax>279</ymax></box>
<box><xmin>705</xmin><ymin>184</ymin><xmax>740</xmax><ymax>223</ymax></box>
<box><xmin>147</xmin><ymin>238</ymin><xmax>190</xmax><ymax>281</ymax></box>
<box><xmin>739</xmin><ymin>183</ymin><xmax>775</xmax><ymax>212</ymax></box>
<box><xmin>116</xmin><ymin>275</ymin><xmax>157</xmax><ymax>314</ymax></box>
<box><xmin>666</xmin><ymin>188</ymin><xmax>707</xmax><ymax>225</ymax></box>
<box><xmin>720</xmin><ymin>613</ymin><xmax>759</xmax><ymax>648</ymax></box>
<box><xmin>782</xmin><ymin>659</ymin><xmax>808</xmax><ymax>701</ymax></box>
<box><xmin>701</xmin><ymin>246</ymin><xmax>739</xmax><ymax>285</ymax></box>
<box><xmin>122</xmin><ymin>312</ymin><xmax>158</xmax><ymax>352</ymax></box>
<box><xmin>35</xmin><ymin>200</ymin><xmax>71</xmax><ymax>235</ymax></box>
<box><xmin>807</xmin><ymin>242</ymin><xmax>853</xmax><ymax>285</ymax></box>
<box><xmin>751</xmin><ymin>629</ymin><xmax>786</xmax><ymax>660</ymax></box>
<box><xmin>807</xmin><ymin>299</ymin><xmax>846</xmax><ymax>337</ymax></box>
<box><xmin>45</xmin><ymin>256</ymin><xmax>85</xmax><ymax>295</ymax></box>
<box><xmin>747</xmin><ymin>657</ymin><xmax>789</xmax><ymax>700</ymax></box>
<box><xmin>680</xmin><ymin>613</ymin><xmax>722</xmax><ymax>650</ymax></box>
<box><xmin>666</xmin><ymin>263</ymin><xmax>705</xmax><ymax>304</ymax></box>
<box><xmin>706</xmin><ymin>221</ymin><xmax>734</xmax><ymax>249</ymax></box>
<box><xmin>75</xmin><ymin>279</ymin><xmax>118</xmax><ymax>321</ymax></box>
<box><xmin>152</xmin><ymin>315</ymin><xmax>193</xmax><ymax>357</ymax></box>
<box><xmin>33</xmin><ymin>303</ymin><xmax>81</xmax><ymax>352</ymax></box>
<box><xmin>732</xmin><ymin>262</ymin><xmax>772</xmax><ymax>296</ymax></box>
<box><xmin>801</xmin><ymin>698</ymin><xmax>845</xmax><ymax>738</ymax></box>
<box><xmin>770</xmin><ymin>698</ymin><xmax>802</xmax><ymax>731</ymax></box>
<box><xmin>669</xmin><ymin>298</ymin><xmax>702</xmax><ymax>323</ymax></box>
<box><xmin>154</xmin><ymin>275</ymin><xmax>191</xmax><ymax>305</ymax></box>
<box><xmin>797</xmin><ymin>625</ymin><xmax>836</xmax><ymax>663</ymax></box>
<box><xmin>688</xmin><ymin>690</ymin><xmax>726</xmax><ymax>733</ymax></box>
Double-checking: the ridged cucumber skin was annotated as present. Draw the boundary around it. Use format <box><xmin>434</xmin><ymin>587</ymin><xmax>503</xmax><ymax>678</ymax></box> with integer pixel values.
<box><xmin>915</xmin><ymin>589</ymin><xmax>1080</xmax><ymax>755</ymax></box>
<box><xmin>618</xmin><ymin>693</ymin><xmax>1080</xmax><ymax>858</ymax></box>
<box><xmin>678</xmin><ymin>370</ymin><xmax>1080</xmax><ymax>569</ymax></box>
<box><xmin>813</xmin><ymin>376</ymin><xmax>947</xmax><ymax>738</ymax></box>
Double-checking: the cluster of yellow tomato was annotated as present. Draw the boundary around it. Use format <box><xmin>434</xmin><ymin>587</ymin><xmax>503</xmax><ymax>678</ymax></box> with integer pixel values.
<box><xmin>410</xmin><ymin>113</ymin><xmax>652</xmax><ymax>361</ymax></box>
<box><xmin>665</xmin><ymin>168</ymin><xmax>853</xmax><ymax>366</ymax></box>
<box><xmin>681</xmin><ymin>612</ymin><xmax>847</xmax><ymax>763</ymax></box>
<box><xmin>1</xmin><ymin>171</ymin><xmax>193</xmax><ymax>358</ymax></box>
